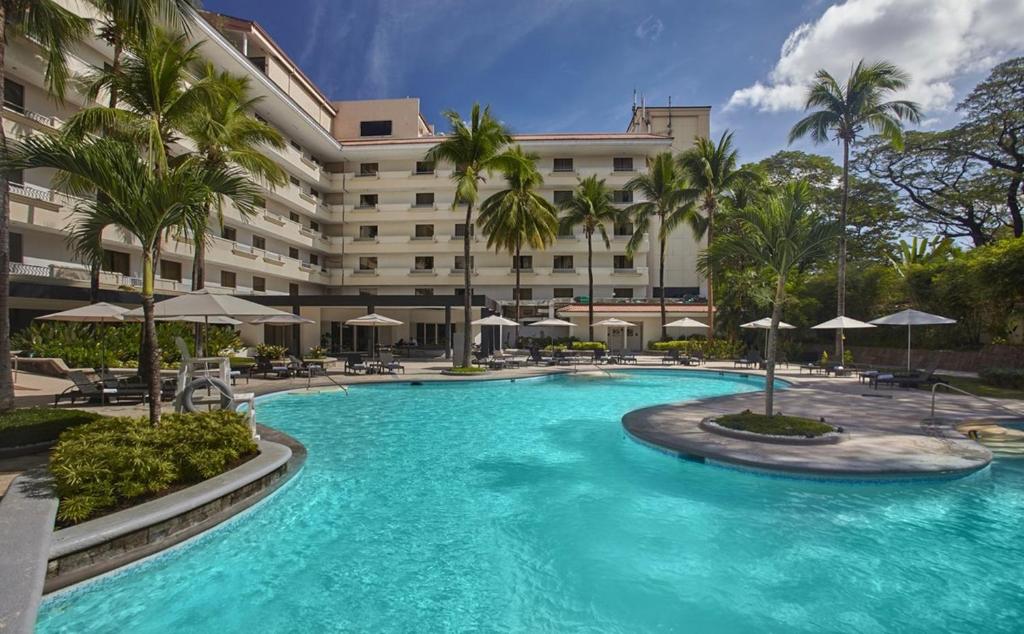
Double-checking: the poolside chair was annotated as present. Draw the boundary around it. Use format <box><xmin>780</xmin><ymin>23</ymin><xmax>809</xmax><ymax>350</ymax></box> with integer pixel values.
<box><xmin>620</xmin><ymin>351</ymin><xmax>638</xmax><ymax>365</ymax></box>
<box><xmin>54</xmin><ymin>370</ymin><xmax>146</xmax><ymax>405</ymax></box>
<box><xmin>661</xmin><ymin>349</ymin><xmax>681</xmax><ymax>365</ymax></box>
<box><xmin>289</xmin><ymin>355</ymin><xmax>325</xmax><ymax>378</ymax></box>
<box><xmin>734</xmin><ymin>352</ymin><xmax>762</xmax><ymax>369</ymax></box>
<box><xmin>527</xmin><ymin>347</ymin><xmax>549</xmax><ymax>366</ymax></box>
<box><xmin>688</xmin><ymin>351</ymin><xmax>705</xmax><ymax>366</ymax></box>
<box><xmin>344</xmin><ymin>353</ymin><xmax>368</xmax><ymax>375</ymax></box>
<box><xmin>592</xmin><ymin>349</ymin><xmax>608</xmax><ymax>365</ymax></box>
<box><xmin>874</xmin><ymin>362</ymin><xmax>944</xmax><ymax>389</ymax></box>
<box><xmin>379</xmin><ymin>352</ymin><xmax>405</xmax><ymax>374</ymax></box>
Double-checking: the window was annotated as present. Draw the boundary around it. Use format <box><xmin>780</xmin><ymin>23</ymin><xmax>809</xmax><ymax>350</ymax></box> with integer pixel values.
<box><xmin>252</xmin><ymin>235</ymin><xmax>266</xmax><ymax>250</ymax></box>
<box><xmin>309</xmin><ymin>253</ymin><xmax>319</xmax><ymax>266</ymax></box>
<box><xmin>553</xmin><ymin>287</ymin><xmax>574</xmax><ymax>299</ymax></box>
<box><xmin>359</xmin><ymin>162</ymin><xmax>378</xmax><ymax>176</ymax></box>
<box><xmin>553</xmin><ymin>190</ymin><xmax>572</xmax><ymax>204</ymax></box>
<box><xmin>414</xmin><ymin>288</ymin><xmax>434</xmax><ymax>297</ymax></box>
<box><xmin>414</xmin><ymin>192</ymin><xmax>435</xmax><ymax>207</ymax></box>
<box><xmin>9</xmin><ymin>232</ymin><xmax>22</xmax><ymax>264</ymax></box>
<box><xmin>553</xmin><ymin>255</ymin><xmax>574</xmax><ymax>271</ymax></box>
<box><xmin>454</xmin><ymin>223</ymin><xmax>474</xmax><ymax>237</ymax></box>
<box><xmin>613</xmin><ymin>157</ymin><xmax>634</xmax><ymax>172</ymax></box>
<box><xmin>414</xmin><ymin>224</ymin><xmax>434</xmax><ymax>238</ymax></box>
<box><xmin>4</xmin><ymin>79</ymin><xmax>24</xmax><ymax>113</ymax></box>
<box><xmin>614</xmin><ymin>255</ymin><xmax>634</xmax><ymax>270</ymax></box>
<box><xmin>557</xmin><ymin>224</ymin><xmax>574</xmax><ymax>238</ymax></box>
<box><xmin>220</xmin><ymin>270</ymin><xmax>236</xmax><ymax>288</ymax></box>
<box><xmin>289</xmin><ymin>211</ymin><xmax>300</xmax><ymax>223</ymax></box>
<box><xmin>7</xmin><ymin>169</ymin><xmax>22</xmax><ymax>185</ymax></box>
<box><xmin>614</xmin><ymin>221</ymin><xmax>634</xmax><ymax>236</ymax></box>
<box><xmin>358</xmin><ymin>288</ymin><xmax>377</xmax><ymax>296</ymax></box>
<box><xmin>289</xmin><ymin>176</ymin><xmax>300</xmax><ymax>187</ymax></box>
<box><xmin>513</xmin><ymin>287</ymin><xmax>533</xmax><ymax>300</ymax></box>
<box><xmin>512</xmin><ymin>255</ymin><xmax>532</xmax><ymax>270</ymax></box>
<box><xmin>310</xmin><ymin>188</ymin><xmax>320</xmax><ymax>200</ymax></box>
<box><xmin>288</xmin><ymin>247</ymin><xmax>300</xmax><ymax>260</ymax></box>
<box><xmin>249</xmin><ymin>56</ymin><xmax>267</xmax><ymax>73</ymax></box>
<box><xmin>253</xmin><ymin>276</ymin><xmax>266</xmax><ymax>292</ymax></box>
<box><xmin>310</xmin><ymin>220</ymin><xmax>320</xmax><ymax>232</ymax></box>
<box><xmin>613</xmin><ymin>287</ymin><xmax>634</xmax><ymax>299</ymax></box>
<box><xmin>289</xmin><ymin>283</ymin><xmax>299</xmax><ymax>295</ymax></box>
<box><xmin>222</xmin><ymin>226</ymin><xmax>237</xmax><ymax>241</ymax></box>
<box><xmin>414</xmin><ymin>256</ymin><xmax>434</xmax><ymax>271</ymax></box>
<box><xmin>159</xmin><ymin>259</ymin><xmax>181</xmax><ymax>282</ymax></box>
<box><xmin>553</xmin><ymin>158</ymin><xmax>573</xmax><ymax>172</ymax></box>
<box><xmin>454</xmin><ymin>287</ymin><xmax>466</xmax><ymax>296</ymax></box>
<box><xmin>454</xmin><ymin>255</ymin><xmax>474</xmax><ymax>270</ymax></box>
<box><xmin>358</xmin><ymin>257</ymin><xmax>378</xmax><ymax>271</ymax></box>
<box><xmin>358</xmin><ymin>194</ymin><xmax>378</xmax><ymax>208</ymax></box>
<box><xmin>415</xmin><ymin>161</ymin><xmax>434</xmax><ymax>175</ymax></box>
<box><xmin>612</xmin><ymin>190</ymin><xmax>633</xmax><ymax>204</ymax></box>
<box><xmin>360</xmin><ymin>120</ymin><xmax>393</xmax><ymax>137</ymax></box>
<box><xmin>103</xmin><ymin>251</ymin><xmax>131</xmax><ymax>276</ymax></box>
<box><xmin>358</xmin><ymin>225</ymin><xmax>378</xmax><ymax>240</ymax></box>
<box><xmin>290</xmin><ymin>140</ymin><xmax>302</xmax><ymax>153</ymax></box>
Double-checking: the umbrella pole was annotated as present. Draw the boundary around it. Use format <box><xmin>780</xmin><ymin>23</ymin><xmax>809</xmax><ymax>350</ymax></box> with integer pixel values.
<box><xmin>907</xmin><ymin>324</ymin><xmax>912</xmax><ymax>372</ymax></box>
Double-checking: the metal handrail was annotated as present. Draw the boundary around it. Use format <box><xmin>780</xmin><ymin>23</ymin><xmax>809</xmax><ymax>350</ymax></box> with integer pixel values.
<box><xmin>930</xmin><ymin>381</ymin><xmax>1023</xmax><ymax>419</ymax></box>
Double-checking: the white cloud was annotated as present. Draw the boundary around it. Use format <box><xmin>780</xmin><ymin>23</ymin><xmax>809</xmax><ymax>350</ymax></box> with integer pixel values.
<box><xmin>635</xmin><ymin>15</ymin><xmax>664</xmax><ymax>41</ymax></box>
<box><xmin>727</xmin><ymin>0</ymin><xmax>1024</xmax><ymax>113</ymax></box>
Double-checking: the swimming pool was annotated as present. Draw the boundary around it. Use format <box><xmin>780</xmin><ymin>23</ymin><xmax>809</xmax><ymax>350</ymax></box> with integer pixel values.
<box><xmin>38</xmin><ymin>371</ymin><xmax>1024</xmax><ymax>632</ymax></box>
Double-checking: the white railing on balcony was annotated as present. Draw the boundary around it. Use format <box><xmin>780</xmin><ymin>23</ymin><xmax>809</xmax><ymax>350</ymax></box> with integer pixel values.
<box><xmin>4</xmin><ymin>104</ymin><xmax>63</xmax><ymax>129</ymax></box>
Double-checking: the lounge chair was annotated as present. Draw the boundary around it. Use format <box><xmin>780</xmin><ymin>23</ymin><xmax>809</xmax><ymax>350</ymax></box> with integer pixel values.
<box><xmin>873</xmin><ymin>363</ymin><xmax>943</xmax><ymax>389</ymax></box>
<box><xmin>687</xmin><ymin>351</ymin><xmax>705</xmax><ymax>366</ymax></box>
<box><xmin>592</xmin><ymin>349</ymin><xmax>608</xmax><ymax>364</ymax></box>
<box><xmin>289</xmin><ymin>355</ymin><xmax>325</xmax><ymax>378</ymax></box>
<box><xmin>344</xmin><ymin>353</ymin><xmax>368</xmax><ymax>375</ymax></box>
<box><xmin>527</xmin><ymin>347</ymin><xmax>550</xmax><ymax>366</ymax></box>
<box><xmin>621</xmin><ymin>351</ymin><xmax>638</xmax><ymax>365</ymax></box>
<box><xmin>254</xmin><ymin>357</ymin><xmax>291</xmax><ymax>378</ymax></box>
<box><xmin>734</xmin><ymin>353</ymin><xmax>762</xmax><ymax>369</ymax></box>
<box><xmin>378</xmin><ymin>352</ymin><xmax>405</xmax><ymax>374</ymax></box>
<box><xmin>55</xmin><ymin>370</ymin><xmax>146</xmax><ymax>405</ymax></box>
<box><xmin>661</xmin><ymin>349</ymin><xmax>681</xmax><ymax>365</ymax></box>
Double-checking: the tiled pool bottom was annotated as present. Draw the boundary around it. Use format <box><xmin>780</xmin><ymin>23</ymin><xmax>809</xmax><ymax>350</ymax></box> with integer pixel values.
<box><xmin>38</xmin><ymin>372</ymin><xmax>1024</xmax><ymax>633</ymax></box>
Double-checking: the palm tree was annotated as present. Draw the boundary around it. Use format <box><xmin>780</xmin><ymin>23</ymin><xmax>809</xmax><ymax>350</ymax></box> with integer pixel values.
<box><xmin>677</xmin><ymin>130</ymin><xmax>760</xmax><ymax>339</ymax></box>
<box><xmin>701</xmin><ymin>181</ymin><xmax>839</xmax><ymax>415</ymax></box>
<box><xmin>7</xmin><ymin>135</ymin><xmax>260</xmax><ymax>423</ymax></box>
<box><xmin>423</xmin><ymin>104</ymin><xmax>526</xmax><ymax>367</ymax></box>
<box><xmin>478</xmin><ymin>146</ymin><xmax>558</xmax><ymax>335</ymax></box>
<box><xmin>558</xmin><ymin>175</ymin><xmax>619</xmax><ymax>340</ymax></box>
<box><xmin>624</xmin><ymin>152</ymin><xmax>701</xmax><ymax>339</ymax></box>
<box><xmin>788</xmin><ymin>59</ymin><xmax>921</xmax><ymax>360</ymax></box>
<box><xmin>0</xmin><ymin>0</ymin><xmax>89</xmax><ymax>412</ymax></box>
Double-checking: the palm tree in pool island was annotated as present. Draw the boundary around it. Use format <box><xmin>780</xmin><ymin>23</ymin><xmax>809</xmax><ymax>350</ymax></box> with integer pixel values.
<box><xmin>788</xmin><ymin>59</ymin><xmax>921</xmax><ymax>361</ymax></box>
<box><xmin>558</xmin><ymin>175</ymin><xmax>619</xmax><ymax>341</ymax></box>
<box><xmin>478</xmin><ymin>146</ymin><xmax>558</xmax><ymax>337</ymax></box>
<box><xmin>424</xmin><ymin>104</ymin><xmax>526</xmax><ymax>367</ymax></box>
<box><xmin>702</xmin><ymin>181</ymin><xmax>839</xmax><ymax>415</ymax></box>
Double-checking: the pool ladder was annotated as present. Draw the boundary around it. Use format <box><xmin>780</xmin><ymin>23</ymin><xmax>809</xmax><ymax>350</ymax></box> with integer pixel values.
<box><xmin>929</xmin><ymin>382</ymin><xmax>1022</xmax><ymax>419</ymax></box>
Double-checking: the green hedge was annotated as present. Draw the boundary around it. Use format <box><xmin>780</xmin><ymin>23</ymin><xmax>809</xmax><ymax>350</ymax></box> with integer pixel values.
<box><xmin>51</xmin><ymin>411</ymin><xmax>258</xmax><ymax>524</ymax></box>
<box><xmin>570</xmin><ymin>341</ymin><xmax>607</xmax><ymax>351</ymax></box>
<box><xmin>648</xmin><ymin>339</ymin><xmax>743</xmax><ymax>359</ymax></box>
<box><xmin>0</xmin><ymin>408</ymin><xmax>105</xmax><ymax>448</ymax></box>
<box><xmin>979</xmin><ymin>368</ymin><xmax>1024</xmax><ymax>389</ymax></box>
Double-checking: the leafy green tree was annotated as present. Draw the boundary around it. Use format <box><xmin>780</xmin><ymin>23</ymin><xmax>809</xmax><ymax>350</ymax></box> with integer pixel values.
<box><xmin>789</xmin><ymin>59</ymin><xmax>921</xmax><ymax>360</ymax></box>
<box><xmin>0</xmin><ymin>0</ymin><xmax>89</xmax><ymax>412</ymax></box>
<box><xmin>478</xmin><ymin>146</ymin><xmax>557</xmax><ymax>332</ymax></box>
<box><xmin>888</xmin><ymin>236</ymin><xmax>956</xmax><ymax>277</ymax></box>
<box><xmin>6</xmin><ymin>135</ymin><xmax>259</xmax><ymax>424</ymax></box>
<box><xmin>558</xmin><ymin>175</ymin><xmax>620</xmax><ymax>340</ymax></box>
<box><xmin>624</xmin><ymin>152</ymin><xmax>701</xmax><ymax>338</ymax></box>
<box><xmin>677</xmin><ymin>131</ymin><xmax>760</xmax><ymax>337</ymax></box>
<box><xmin>424</xmin><ymin>104</ymin><xmax>526</xmax><ymax>367</ymax></box>
<box><xmin>701</xmin><ymin>181</ymin><xmax>839</xmax><ymax>415</ymax></box>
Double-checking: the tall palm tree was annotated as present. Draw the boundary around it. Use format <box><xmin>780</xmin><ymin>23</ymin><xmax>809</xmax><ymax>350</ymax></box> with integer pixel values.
<box><xmin>701</xmin><ymin>181</ymin><xmax>839</xmax><ymax>415</ymax></box>
<box><xmin>788</xmin><ymin>59</ymin><xmax>921</xmax><ymax>360</ymax></box>
<box><xmin>0</xmin><ymin>0</ymin><xmax>89</xmax><ymax>412</ymax></box>
<box><xmin>558</xmin><ymin>175</ymin><xmax>619</xmax><ymax>340</ymax></box>
<box><xmin>478</xmin><ymin>146</ymin><xmax>558</xmax><ymax>335</ymax></box>
<box><xmin>423</xmin><ymin>104</ymin><xmax>525</xmax><ymax>367</ymax></box>
<box><xmin>624</xmin><ymin>152</ymin><xmax>701</xmax><ymax>339</ymax></box>
<box><xmin>677</xmin><ymin>130</ymin><xmax>760</xmax><ymax>339</ymax></box>
<box><xmin>7</xmin><ymin>135</ymin><xmax>260</xmax><ymax>424</ymax></box>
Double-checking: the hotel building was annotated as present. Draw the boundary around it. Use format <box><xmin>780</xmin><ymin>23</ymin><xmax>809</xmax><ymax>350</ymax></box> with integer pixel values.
<box><xmin>5</xmin><ymin>4</ymin><xmax>711</xmax><ymax>354</ymax></box>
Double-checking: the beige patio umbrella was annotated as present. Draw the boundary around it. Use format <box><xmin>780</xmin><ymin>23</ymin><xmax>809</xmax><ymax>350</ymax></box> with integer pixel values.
<box><xmin>870</xmin><ymin>309</ymin><xmax>956</xmax><ymax>371</ymax></box>
<box><xmin>472</xmin><ymin>314</ymin><xmax>519</xmax><ymax>352</ymax></box>
<box><xmin>665</xmin><ymin>317</ymin><xmax>708</xmax><ymax>329</ymax></box>
<box><xmin>346</xmin><ymin>313</ymin><xmax>404</xmax><ymax>360</ymax></box>
<box><xmin>531</xmin><ymin>318</ymin><xmax>577</xmax><ymax>328</ymax></box>
<box><xmin>38</xmin><ymin>302</ymin><xmax>129</xmax><ymax>371</ymax></box>
<box><xmin>741</xmin><ymin>317</ymin><xmax>797</xmax><ymax>354</ymax></box>
<box><xmin>593</xmin><ymin>317</ymin><xmax>636</xmax><ymax>352</ymax></box>
<box><xmin>248</xmin><ymin>314</ymin><xmax>316</xmax><ymax>325</ymax></box>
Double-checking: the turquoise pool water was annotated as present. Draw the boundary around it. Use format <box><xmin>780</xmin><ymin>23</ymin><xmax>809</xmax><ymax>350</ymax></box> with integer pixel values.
<box><xmin>38</xmin><ymin>371</ymin><xmax>1024</xmax><ymax>633</ymax></box>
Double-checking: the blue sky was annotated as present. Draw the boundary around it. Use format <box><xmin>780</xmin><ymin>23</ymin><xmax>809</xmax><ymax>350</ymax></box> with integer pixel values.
<box><xmin>205</xmin><ymin>0</ymin><xmax>1024</xmax><ymax>163</ymax></box>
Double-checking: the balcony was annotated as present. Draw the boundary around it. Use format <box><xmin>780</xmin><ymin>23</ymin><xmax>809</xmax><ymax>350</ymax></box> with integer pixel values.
<box><xmin>3</xmin><ymin>104</ymin><xmax>64</xmax><ymax>134</ymax></box>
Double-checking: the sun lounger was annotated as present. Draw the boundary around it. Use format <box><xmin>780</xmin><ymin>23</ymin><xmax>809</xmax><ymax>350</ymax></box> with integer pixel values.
<box><xmin>55</xmin><ymin>370</ymin><xmax>147</xmax><ymax>405</ymax></box>
<box><xmin>344</xmin><ymin>353</ymin><xmax>368</xmax><ymax>375</ymax></box>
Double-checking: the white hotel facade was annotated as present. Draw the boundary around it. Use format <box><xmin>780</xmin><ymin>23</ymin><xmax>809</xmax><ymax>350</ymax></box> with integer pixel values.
<box><xmin>6</xmin><ymin>5</ymin><xmax>712</xmax><ymax>354</ymax></box>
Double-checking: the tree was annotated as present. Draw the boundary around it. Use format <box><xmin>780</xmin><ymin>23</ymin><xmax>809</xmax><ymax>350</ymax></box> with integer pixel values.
<box><xmin>953</xmin><ymin>56</ymin><xmax>1024</xmax><ymax>238</ymax></box>
<box><xmin>423</xmin><ymin>104</ymin><xmax>525</xmax><ymax>367</ymax></box>
<box><xmin>624</xmin><ymin>152</ymin><xmax>700</xmax><ymax>338</ymax></box>
<box><xmin>887</xmin><ymin>236</ymin><xmax>956</xmax><ymax>278</ymax></box>
<box><xmin>677</xmin><ymin>130</ymin><xmax>759</xmax><ymax>338</ymax></box>
<box><xmin>557</xmin><ymin>175</ymin><xmax>620</xmax><ymax>340</ymax></box>
<box><xmin>478</xmin><ymin>146</ymin><xmax>557</xmax><ymax>335</ymax></box>
<box><xmin>701</xmin><ymin>182</ymin><xmax>839</xmax><ymax>415</ymax></box>
<box><xmin>6</xmin><ymin>135</ymin><xmax>259</xmax><ymax>423</ymax></box>
<box><xmin>789</xmin><ymin>59</ymin><xmax>921</xmax><ymax>360</ymax></box>
<box><xmin>0</xmin><ymin>0</ymin><xmax>89</xmax><ymax>412</ymax></box>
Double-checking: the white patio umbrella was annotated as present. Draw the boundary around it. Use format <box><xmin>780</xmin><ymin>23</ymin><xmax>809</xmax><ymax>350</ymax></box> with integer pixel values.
<box><xmin>530</xmin><ymin>318</ymin><xmax>577</xmax><ymax>328</ymax></box>
<box><xmin>472</xmin><ymin>314</ymin><xmax>519</xmax><ymax>352</ymax></box>
<box><xmin>870</xmin><ymin>309</ymin><xmax>956</xmax><ymax>371</ymax></box>
<box><xmin>38</xmin><ymin>302</ymin><xmax>129</xmax><ymax>371</ymax></box>
<box><xmin>593</xmin><ymin>318</ymin><xmax>636</xmax><ymax>352</ymax></box>
<box><xmin>346</xmin><ymin>313</ymin><xmax>404</xmax><ymax>360</ymax></box>
<box><xmin>741</xmin><ymin>317</ymin><xmax>797</xmax><ymax>353</ymax></box>
<box><xmin>248</xmin><ymin>314</ymin><xmax>316</xmax><ymax>325</ymax></box>
<box><xmin>810</xmin><ymin>316</ymin><xmax>876</xmax><ymax>330</ymax></box>
<box><xmin>665</xmin><ymin>317</ymin><xmax>708</xmax><ymax>329</ymax></box>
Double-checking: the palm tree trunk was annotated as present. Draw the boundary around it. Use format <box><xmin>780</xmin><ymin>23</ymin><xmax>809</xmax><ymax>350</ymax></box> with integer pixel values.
<box><xmin>87</xmin><ymin>36</ymin><xmax>121</xmax><ymax>306</ymax></box>
<box><xmin>192</xmin><ymin>236</ymin><xmax>206</xmax><ymax>353</ymax></box>
<box><xmin>587</xmin><ymin>231</ymin><xmax>594</xmax><ymax>341</ymax></box>
<box><xmin>141</xmin><ymin>250</ymin><xmax>162</xmax><ymax>425</ymax></box>
<box><xmin>705</xmin><ymin>197</ymin><xmax>716</xmax><ymax>339</ymax></box>
<box><xmin>659</xmin><ymin>234</ymin><xmax>667</xmax><ymax>340</ymax></box>
<box><xmin>89</xmin><ymin>264</ymin><xmax>100</xmax><ymax>302</ymax></box>
<box><xmin>461</xmin><ymin>202</ymin><xmax>473</xmax><ymax>367</ymax></box>
<box><xmin>765</xmin><ymin>273</ymin><xmax>787</xmax><ymax>417</ymax></box>
<box><xmin>0</xmin><ymin>20</ymin><xmax>15</xmax><ymax>413</ymax></box>
<box><xmin>836</xmin><ymin>139</ymin><xmax>849</xmax><ymax>361</ymax></box>
<box><xmin>514</xmin><ymin>241</ymin><xmax>521</xmax><ymax>346</ymax></box>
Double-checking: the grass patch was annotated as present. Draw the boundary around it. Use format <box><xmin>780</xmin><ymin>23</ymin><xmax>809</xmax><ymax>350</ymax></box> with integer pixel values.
<box><xmin>924</xmin><ymin>376</ymin><xmax>1024</xmax><ymax>400</ymax></box>
<box><xmin>715</xmin><ymin>411</ymin><xmax>834</xmax><ymax>437</ymax></box>
<box><xmin>447</xmin><ymin>366</ymin><xmax>488</xmax><ymax>374</ymax></box>
<box><xmin>0</xmin><ymin>408</ymin><xmax>105</xmax><ymax>448</ymax></box>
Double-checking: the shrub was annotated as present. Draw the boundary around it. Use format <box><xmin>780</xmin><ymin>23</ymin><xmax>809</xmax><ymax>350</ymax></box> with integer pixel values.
<box><xmin>255</xmin><ymin>343</ymin><xmax>288</xmax><ymax>359</ymax></box>
<box><xmin>715</xmin><ymin>411</ymin><xmax>834</xmax><ymax>437</ymax></box>
<box><xmin>0</xmin><ymin>408</ymin><xmax>105</xmax><ymax>448</ymax></box>
<box><xmin>50</xmin><ymin>411</ymin><xmax>257</xmax><ymax>524</ymax></box>
<box><xmin>306</xmin><ymin>346</ymin><xmax>327</xmax><ymax>359</ymax></box>
<box><xmin>648</xmin><ymin>339</ymin><xmax>742</xmax><ymax>359</ymax></box>
<box><xmin>979</xmin><ymin>368</ymin><xmax>1024</xmax><ymax>389</ymax></box>
<box><xmin>570</xmin><ymin>341</ymin><xmax>607</xmax><ymax>351</ymax></box>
